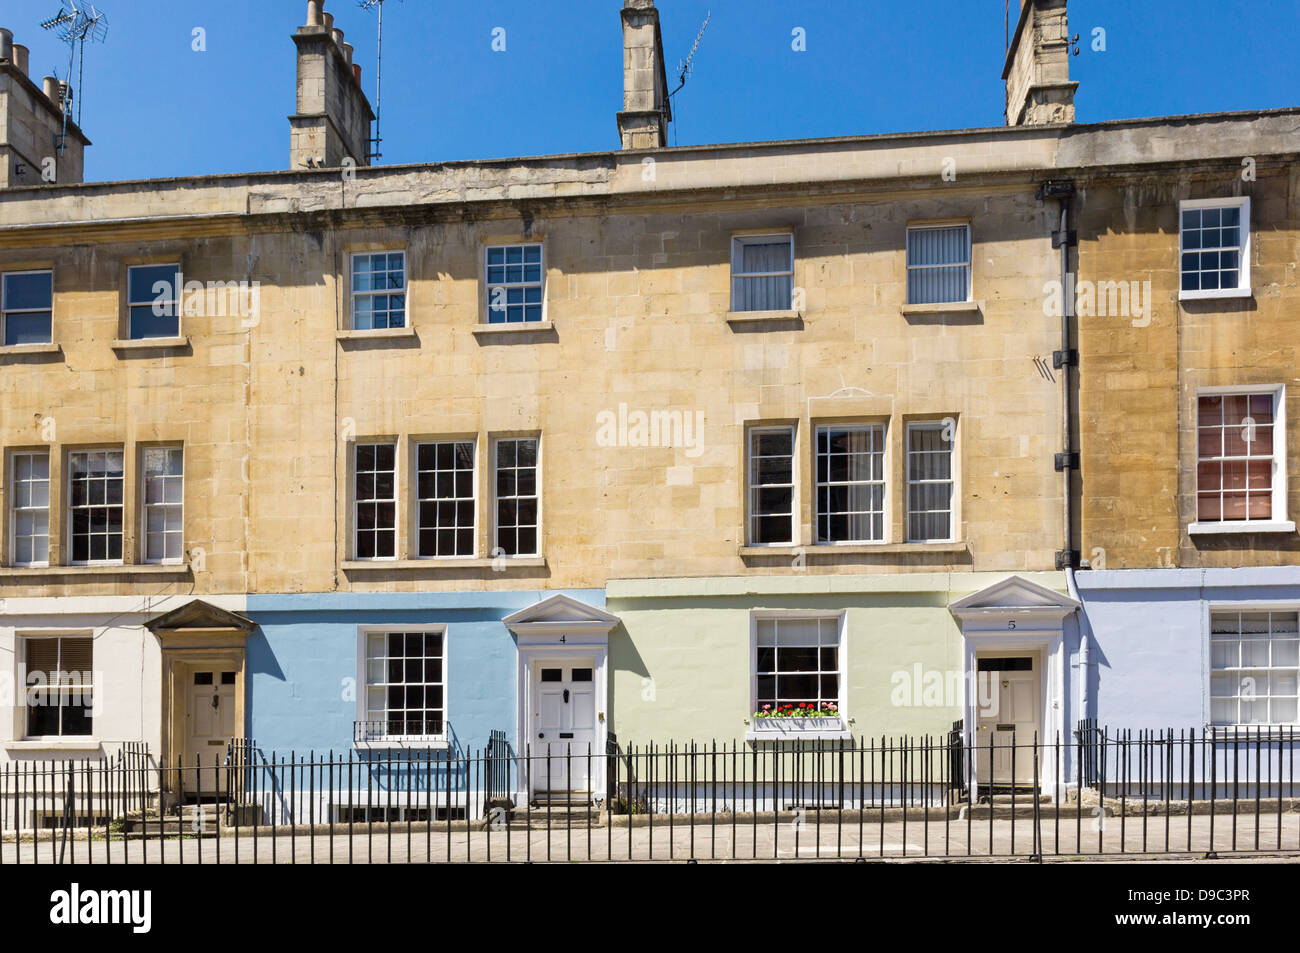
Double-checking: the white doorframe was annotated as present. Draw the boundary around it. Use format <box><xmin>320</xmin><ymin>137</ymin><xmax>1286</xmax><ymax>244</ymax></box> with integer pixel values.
<box><xmin>962</xmin><ymin>635</ymin><xmax>1062</xmax><ymax>800</ymax></box>
<box><xmin>515</xmin><ymin>636</ymin><xmax>608</xmax><ymax>803</ymax></box>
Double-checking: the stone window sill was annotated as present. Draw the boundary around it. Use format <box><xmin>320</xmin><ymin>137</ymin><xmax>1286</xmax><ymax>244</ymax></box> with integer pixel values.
<box><xmin>1188</xmin><ymin>521</ymin><xmax>1295</xmax><ymax>536</ymax></box>
<box><xmin>471</xmin><ymin>321</ymin><xmax>554</xmax><ymax>338</ymax></box>
<box><xmin>0</xmin><ymin>563</ymin><xmax>192</xmax><ymax>578</ymax></box>
<box><xmin>5</xmin><ymin>739</ymin><xmax>102</xmax><ymax>752</ymax></box>
<box><xmin>738</xmin><ymin>542</ymin><xmax>968</xmax><ymax>557</ymax></box>
<box><xmin>341</xmin><ymin>557</ymin><xmax>546</xmax><ymax>571</ymax></box>
<box><xmin>0</xmin><ymin>342</ymin><xmax>61</xmax><ymax>357</ymax></box>
<box><xmin>900</xmin><ymin>300</ymin><xmax>983</xmax><ymax>317</ymax></box>
<box><xmin>1179</xmin><ymin>287</ymin><xmax>1252</xmax><ymax>302</ymax></box>
<box><xmin>111</xmin><ymin>336</ymin><xmax>188</xmax><ymax>352</ymax></box>
<box><xmin>336</xmin><ymin>326</ymin><xmax>417</xmax><ymax>343</ymax></box>
<box><xmin>725</xmin><ymin>310</ymin><xmax>802</xmax><ymax>329</ymax></box>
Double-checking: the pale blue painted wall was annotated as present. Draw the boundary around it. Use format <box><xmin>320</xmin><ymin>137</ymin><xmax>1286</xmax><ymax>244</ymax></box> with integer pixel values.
<box><xmin>1073</xmin><ymin>567</ymin><xmax>1300</xmax><ymax>731</ymax></box>
<box><xmin>243</xmin><ymin>590</ymin><xmax>605</xmax><ymax>755</ymax></box>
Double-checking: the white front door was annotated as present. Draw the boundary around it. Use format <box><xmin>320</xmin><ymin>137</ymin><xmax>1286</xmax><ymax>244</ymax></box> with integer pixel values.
<box><xmin>974</xmin><ymin>655</ymin><xmax>1041</xmax><ymax>787</ymax></box>
<box><xmin>528</xmin><ymin>661</ymin><xmax>597</xmax><ymax>796</ymax></box>
<box><xmin>184</xmin><ymin>669</ymin><xmax>236</xmax><ymax>795</ymax></box>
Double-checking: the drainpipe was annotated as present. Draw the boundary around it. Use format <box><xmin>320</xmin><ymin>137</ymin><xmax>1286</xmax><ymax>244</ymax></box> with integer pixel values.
<box><xmin>1067</xmin><ymin>565</ymin><xmax>1090</xmax><ymax>720</ymax></box>
<box><xmin>1038</xmin><ymin>179</ymin><xmax>1078</xmax><ymax>570</ymax></box>
<box><xmin>1043</xmin><ymin>178</ymin><xmax>1085</xmax><ymax>785</ymax></box>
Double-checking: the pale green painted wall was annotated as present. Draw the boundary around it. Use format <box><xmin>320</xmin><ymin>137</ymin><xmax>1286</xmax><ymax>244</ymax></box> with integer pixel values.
<box><xmin>607</xmin><ymin>572</ymin><xmax>1067</xmax><ymax>744</ymax></box>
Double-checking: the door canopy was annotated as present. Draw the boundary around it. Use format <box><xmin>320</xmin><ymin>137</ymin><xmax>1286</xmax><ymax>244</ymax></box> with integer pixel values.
<box><xmin>503</xmin><ymin>594</ymin><xmax>620</xmax><ymax>637</ymax></box>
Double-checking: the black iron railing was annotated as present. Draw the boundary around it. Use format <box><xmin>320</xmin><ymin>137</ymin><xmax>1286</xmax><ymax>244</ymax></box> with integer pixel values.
<box><xmin>1</xmin><ymin>726</ymin><xmax>1297</xmax><ymax>863</ymax></box>
<box><xmin>353</xmin><ymin>719</ymin><xmax>446</xmax><ymax>744</ymax></box>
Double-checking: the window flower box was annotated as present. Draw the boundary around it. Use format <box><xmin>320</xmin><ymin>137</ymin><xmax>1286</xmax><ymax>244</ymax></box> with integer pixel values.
<box><xmin>748</xmin><ymin>705</ymin><xmax>849</xmax><ymax>741</ymax></box>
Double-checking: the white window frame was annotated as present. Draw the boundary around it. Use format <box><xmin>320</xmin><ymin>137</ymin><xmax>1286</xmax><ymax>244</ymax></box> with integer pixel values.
<box><xmin>19</xmin><ymin>633</ymin><xmax>96</xmax><ymax>741</ymax></box>
<box><xmin>66</xmin><ymin>448</ymin><xmax>125</xmax><ymax>566</ymax></box>
<box><xmin>141</xmin><ymin>445</ymin><xmax>184</xmax><ymax>565</ymax></box>
<box><xmin>906</xmin><ymin>421</ymin><xmax>956</xmax><ymax>543</ymax></box>
<box><xmin>747</xmin><ymin>425</ymin><xmax>797</xmax><ymax>546</ymax></box>
<box><xmin>483</xmin><ymin>243</ymin><xmax>545</xmax><ymax>324</ymax></box>
<box><xmin>1206</xmin><ymin>606</ymin><xmax>1299</xmax><ymax>731</ymax></box>
<box><xmin>126</xmin><ymin>263</ymin><xmax>181</xmax><ymax>340</ymax></box>
<box><xmin>349</xmin><ymin>250</ymin><xmax>407</xmax><ymax>330</ymax></box>
<box><xmin>748</xmin><ymin>611</ymin><xmax>848</xmax><ymax>737</ymax></box>
<box><xmin>1190</xmin><ymin>384</ymin><xmax>1293</xmax><ymax>535</ymax></box>
<box><xmin>414</xmin><ymin>439</ymin><xmax>477</xmax><ymax>559</ymax></box>
<box><xmin>815</xmin><ymin>423</ymin><xmax>887</xmax><ymax>545</ymax></box>
<box><xmin>1178</xmin><ymin>197</ymin><xmax>1251</xmax><ymax>301</ymax></box>
<box><xmin>353</xmin><ymin>442</ymin><xmax>398</xmax><ymax>560</ymax></box>
<box><xmin>730</xmin><ymin>233</ymin><xmax>795</xmax><ymax>313</ymax></box>
<box><xmin>9</xmin><ymin>450</ymin><xmax>50</xmax><ymax>568</ymax></box>
<box><xmin>905</xmin><ymin>223</ymin><xmax>972</xmax><ymax>305</ymax></box>
<box><xmin>492</xmin><ymin>436</ymin><xmax>540</xmax><ymax>558</ymax></box>
<box><xmin>355</xmin><ymin>625</ymin><xmax>449</xmax><ymax>749</ymax></box>
<box><xmin>1</xmin><ymin>269</ymin><xmax>54</xmax><ymax>347</ymax></box>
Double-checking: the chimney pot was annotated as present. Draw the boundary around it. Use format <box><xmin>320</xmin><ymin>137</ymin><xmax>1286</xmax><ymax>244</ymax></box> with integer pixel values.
<box><xmin>331</xmin><ymin>27</ymin><xmax>344</xmax><ymax>49</ymax></box>
<box><xmin>306</xmin><ymin>1</ymin><xmax>324</xmax><ymax>27</ymax></box>
<box><xmin>0</xmin><ymin>29</ymin><xmax>13</xmax><ymax>63</ymax></box>
<box><xmin>42</xmin><ymin>75</ymin><xmax>61</xmax><ymax>109</ymax></box>
<box><xmin>12</xmin><ymin>42</ymin><xmax>28</xmax><ymax>76</ymax></box>
<box><xmin>323</xmin><ymin>12</ymin><xmax>334</xmax><ymax>32</ymax></box>
<box><xmin>353</xmin><ymin>63</ymin><xmax>362</xmax><ymax>84</ymax></box>
<box><xmin>342</xmin><ymin>41</ymin><xmax>353</xmax><ymax>65</ymax></box>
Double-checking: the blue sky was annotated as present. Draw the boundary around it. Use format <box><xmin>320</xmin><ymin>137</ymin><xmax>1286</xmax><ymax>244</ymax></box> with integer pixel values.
<box><xmin>6</xmin><ymin>0</ymin><xmax>1298</xmax><ymax>182</ymax></box>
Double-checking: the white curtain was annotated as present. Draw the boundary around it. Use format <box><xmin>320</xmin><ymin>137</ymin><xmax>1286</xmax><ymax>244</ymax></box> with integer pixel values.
<box><xmin>733</xmin><ymin>240</ymin><xmax>793</xmax><ymax>311</ymax></box>
<box><xmin>907</xmin><ymin>226</ymin><xmax>969</xmax><ymax>304</ymax></box>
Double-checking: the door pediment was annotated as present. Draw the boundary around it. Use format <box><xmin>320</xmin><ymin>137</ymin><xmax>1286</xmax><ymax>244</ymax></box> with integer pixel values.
<box><xmin>949</xmin><ymin>575</ymin><xmax>1079</xmax><ymax>629</ymax></box>
<box><xmin>146</xmin><ymin>599</ymin><xmax>256</xmax><ymax>641</ymax></box>
<box><xmin>504</xmin><ymin>594</ymin><xmax>619</xmax><ymax>638</ymax></box>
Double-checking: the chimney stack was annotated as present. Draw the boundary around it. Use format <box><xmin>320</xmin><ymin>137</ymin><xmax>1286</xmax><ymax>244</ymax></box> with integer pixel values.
<box><xmin>0</xmin><ymin>28</ymin><xmax>89</xmax><ymax>186</ymax></box>
<box><xmin>289</xmin><ymin>1</ymin><xmax>375</xmax><ymax>169</ymax></box>
<box><xmin>43</xmin><ymin>76</ymin><xmax>61</xmax><ymax>109</ymax></box>
<box><xmin>617</xmin><ymin>0</ymin><xmax>671</xmax><ymax>149</ymax></box>
<box><xmin>1002</xmin><ymin>0</ymin><xmax>1077</xmax><ymax>126</ymax></box>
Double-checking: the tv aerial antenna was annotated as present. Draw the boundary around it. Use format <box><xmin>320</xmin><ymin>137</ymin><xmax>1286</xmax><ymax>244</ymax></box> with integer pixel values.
<box><xmin>666</xmin><ymin>11</ymin><xmax>710</xmax><ymax>146</ymax></box>
<box><xmin>358</xmin><ymin>0</ymin><xmax>399</xmax><ymax>161</ymax></box>
<box><xmin>668</xmin><ymin>10</ymin><xmax>710</xmax><ymax>102</ymax></box>
<box><xmin>40</xmin><ymin>1</ymin><xmax>108</xmax><ymax>152</ymax></box>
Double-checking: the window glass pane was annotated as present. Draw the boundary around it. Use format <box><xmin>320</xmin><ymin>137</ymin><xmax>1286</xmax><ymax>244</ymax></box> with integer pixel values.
<box><xmin>816</xmin><ymin>425</ymin><xmax>885</xmax><ymax>543</ymax></box>
<box><xmin>3</xmin><ymin>311</ymin><xmax>52</xmax><ymax>346</ymax></box>
<box><xmin>495</xmin><ymin>438</ymin><xmax>539</xmax><ymax>556</ymax></box>
<box><xmin>1180</xmin><ymin>203</ymin><xmax>1246</xmax><ymax>292</ymax></box>
<box><xmin>143</xmin><ymin>447</ymin><xmax>184</xmax><ymax>562</ymax></box>
<box><xmin>906</xmin><ymin>226</ymin><xmax>970</xmax><ymax>304</ymax></box>
<box><xmin>485</xmin><ymin>244</ymin><xmax>544</xmax><ymax>323</ymax></box>
<box><xmin>354</xmin><ymin>443</ymin><xmax>396</xmax><ymax>558</ymax></box>
<box><xmin>749</xmin><ymin>428</ymin><xmax>794</xmax><ymax>544</ymax></box>
<box><xmin>67</xmin><ymin>451</ymin><xmax>124</xmax><ymax>563</ymax></box>
<box><xmin>22</xmin><ymin>637</ymin><xmax>93</xmax><ymax>737</ymax></box>
<box><xmin>11</xmin><ymin>452</ymin><xmax>50</xmax><ymax>565</ymax></box>
<box><xmin>416</xmin><ymin>441</ymin><xmax>475</xmax><ymax>557</ymax></box>
<box><xmin>1209</xmin><ymin>612</ymin><xmax>1300</xmax><ymax>726</ymax></box>
<box><xmin>731</xmin><ymin>236</ymin><xmax>793</xmax><ymax>312</ymax></box>
<box><xmin>362</xmin><ymin>631</ymin><xmax>445</xmax><ymax>738</ymax></box>
<box><xmin>1196</xmin><ymin>392</ymin><xmax>1275</xmax><ymax>523</ymax></box>
<box><xmin>3</xmin><ymin>272</ymin><xmax>52</xmax><ymax>310</ymax></box>
<box><xmin>906</xmin><ymin>424</ymin><xmax>954</xmax><ymax>542</ymax></box>
<box><xmin>351</xmin><ymin>252</ymin><xmax>406</xmax><ymax>329</ymax></box>
<box><xmin>753</xmin><ymin>617</ymin><xmax>841</xmax><ymax>715</ymax></box>
<box><xmin>127</xmin><ymin>265</ymin><xmax>179</xmax><ymax>305</ymax></box>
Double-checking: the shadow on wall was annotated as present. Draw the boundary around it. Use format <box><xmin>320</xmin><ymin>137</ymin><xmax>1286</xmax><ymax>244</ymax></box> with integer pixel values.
<box><xmin>608</xmin><ymin>621</ymin><xmax>648</xmax><ymax>730</ymax></box>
